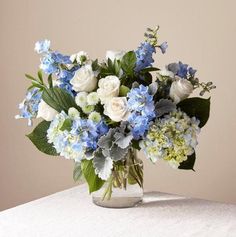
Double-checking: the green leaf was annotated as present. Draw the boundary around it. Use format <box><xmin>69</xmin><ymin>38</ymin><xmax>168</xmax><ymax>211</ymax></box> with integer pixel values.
<box><xmin>60</xmin><ymin>118</ymin><xmax>72</xmax><ymax>131</ymax></box>
<box><xmin>140</xmin><ymin>67</ymin><xmax>159</xmax><ymax>73</ymax></box>
<box><xmin>177</xmin><ymin>97</ymin><xmax>210</xmax><ymax>128</ymax></box>
<box><xmin>73</xmin><ymin>162</ymin><xmax>83</xmax><ymax>182</ymax></box>
<box><xmin>121</xmin><ymin>51</ymin><xmax>136</xmax><ymax>76</ymax></box>
<box><xmin>178</xmin><ymin>152</ymin><xmax>196</xmax><ymax>171</ymax></box>
<box><xmin>42</xmin><ymin>87</ymin><xmax>79</xmax><ymax>113</ymax></box>
<box><xmin>81</xmin><ymin>159</ymin><xmax>105</xmax><ymax>193</ymax></box>
<box><xmin>26</xmin><ymin>121</ymin><xmax>59</xmax><ymax>156</ymax></box>
<box><xmin>92</xmin><ymin>59</ymin><xmax>100</xmax><ymax>71</ymax></box>
<box><xmin>48</xmin><ymin>74</ymin><xmax>53</xmax><ymax>88</ymax></box>
<box><xmin>119</xmin><ymin>85</ymin><xmax>130</xmax><ymax>96</ymax></box>
<box><xmin>25</xmin><ymin>73</ymin><xmax>37</xmax><ymax>81</ymax></box>
<box><xmin>37</xmin><ymin>70</ymin><xmax>43</xmax><ymax>84</ymax></box>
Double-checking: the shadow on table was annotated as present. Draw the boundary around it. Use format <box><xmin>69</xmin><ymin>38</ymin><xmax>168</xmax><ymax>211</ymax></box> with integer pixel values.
<box><xmin>139</xmin><ymin>192</ymin><xmax>209</xmax><ymax>208</ymax></box>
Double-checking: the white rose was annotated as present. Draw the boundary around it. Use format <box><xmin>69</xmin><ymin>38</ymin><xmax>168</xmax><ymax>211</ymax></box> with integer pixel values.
<box><xmin>97</xmin><ymin>76</ymin><xmax>120</xmax><ymax>104</ymax></box>
<box><xmin>169</xmin><ymin>78</ymin><xmax>194</xmax><ymax>103</ymax></box>
<box><xmin>70</xmin><ymin>65</ymin><xmax>97</xmax><ymax>92</ymax></box>
<box><xmin>104</xmin><ymin>97</ymin><xmax>129</xmax><ymax>122</ymax></box>
<box><xmin>37</xmin><ymin>100</ymin><xmax>58</xmax><ymax>121</ymax></box>
<box><xmin>106</xmin><ymin>50</ymin><xmax>125</xmax><ymax>62</ymax></box>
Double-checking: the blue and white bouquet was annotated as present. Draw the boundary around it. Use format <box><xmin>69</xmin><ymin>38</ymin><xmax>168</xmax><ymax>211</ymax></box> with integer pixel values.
<box><xmin>16</xmin><ymin>27</ymin><xmax>215</xmax><ymax>195</ymax></box>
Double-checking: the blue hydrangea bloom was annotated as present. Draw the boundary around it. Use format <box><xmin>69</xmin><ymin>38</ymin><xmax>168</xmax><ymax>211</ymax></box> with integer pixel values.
<box><xmin>57</xmin><ymin>69</ymin><xmax>76</xmax><ymax>96</ymax></box>
<box><xmin>71</xmin><ymin>118</ymin><xmax>108</xmax><ymax>150</ymax></box>
<box><xmin>135</xmin><ymin>42</ymin><xmax>156</xmax><ymax>72</ymax></box>
<box><xmin>127</xmin><ymin>85</ymin><xmax>155</xmax><ymax>139</ymax></box>
<box><xmin>159</xmin><ymin>41</ymin><xmax>168</xmax><ymax>54</ymax></box>
<box><xmin>34</xmin><ymin>40</ymin><xmax>50</xmax><ymax>54</ymax></box>
<box><xmin>15</xmin><ymin>88</ymin><xmax>42</xmax><ymax>126</ymax></box>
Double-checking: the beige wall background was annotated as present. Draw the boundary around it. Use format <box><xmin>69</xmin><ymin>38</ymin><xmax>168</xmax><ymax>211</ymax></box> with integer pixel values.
<box><xmin>0</xmin><ymin>0</ymin><xmax>236</xmax><ymax>211</ymax></box>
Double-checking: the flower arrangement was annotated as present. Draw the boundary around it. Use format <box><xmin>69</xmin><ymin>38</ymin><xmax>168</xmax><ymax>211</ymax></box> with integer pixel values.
<box><xmin>16</xmin><ymin>26</ymin><xmax>215</xmax><ymax>198</ymax></box>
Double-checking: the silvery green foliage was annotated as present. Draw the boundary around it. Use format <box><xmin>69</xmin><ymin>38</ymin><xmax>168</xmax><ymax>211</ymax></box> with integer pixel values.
<box><xmin>97</xmin><ymin>125</ymin><xmax>132</xmax><ymax>161</ymax></box>
<box><xmin>148</xmin><ymin>82</ymin><xmax>158</xmax><ymax>95</ymax></box>
<box><xmin>93</xmin><ymin>148</ymin><xmax>113</xmax><ymax>180</ymax></box>
<box><xmin>114</xmin><ymin>132</ymin><xmax>133</xmax><ymax>149</ymax></box>
<box><xmin>155</xmin><ymin>99</ymin><xmax>176</xmax><ymax>117</ymax></box>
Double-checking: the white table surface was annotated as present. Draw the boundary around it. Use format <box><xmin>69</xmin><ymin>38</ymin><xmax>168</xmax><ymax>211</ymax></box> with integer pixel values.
<box><xmin>0</xmin><ymin>184</ymin><xmax>235</xmax><ymax>237</ymax></box>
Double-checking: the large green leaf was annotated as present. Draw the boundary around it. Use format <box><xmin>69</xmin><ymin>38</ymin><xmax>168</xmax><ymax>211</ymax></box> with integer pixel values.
<box><xmin>121</xmin><ymin>51</ymin><xmax>136</xmax><ymax>76</ymax></box>
<box><xmin>177</xmin><ymin>97</ymin><xmax>210</xmax><ymax>128</ymax></box>
<box><xmin>42</xmin><ymin>87</ymin><xmax>79</xmax><ymax>113</ymax></box>
<box><xmin>178</xmin><ymin>152</ymin><xmax>196</xmax><ymax>171</ymax></box>
<box><xmin>81</xmin><ymin>159</ymin><xmax>105</xmax><ymax>193</ymax></box>
<box><xmin>26</xmin><ymin>121</ymin><xmax>58</xmax><ymax>156</ymax></box>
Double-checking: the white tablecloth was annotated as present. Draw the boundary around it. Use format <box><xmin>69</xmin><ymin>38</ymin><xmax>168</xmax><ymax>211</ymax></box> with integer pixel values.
<box><xmin>0</xmin><ymin>184</ymin><xmax>235</xmax><ymax>237</ymax></box>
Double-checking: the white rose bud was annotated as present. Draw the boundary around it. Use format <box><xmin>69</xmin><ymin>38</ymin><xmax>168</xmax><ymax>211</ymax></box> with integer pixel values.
<box><xmin>169</xmin><ymin>78</ymin><xmax>194</xmax><ymax>103</ymax></box>
<box><xmin>104</xmin><ymin>97</ymin><xmax>129</xmax><ymax>122</ymax></box>
<box><xmin>106</xmin><ymin>50</ymin><xmax>125</xmax><ymax>62</ymax></box>
<box><xmin>97</xmin><ymin>76</ymin><xmax>120</xmax><ymax>104</ymax></box>
<box><xmin>70</xmin><ymin>65</ymin><xmax>97</xmax><ymax>92</ymax></box>
<box><xmin>37</xmin><ymin>100</ymin><xmax>58</xmax><ymax>121</ymax></box>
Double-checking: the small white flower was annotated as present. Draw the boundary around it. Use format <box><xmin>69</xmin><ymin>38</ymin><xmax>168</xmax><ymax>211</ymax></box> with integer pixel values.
<box><xmin>68</xmin><ymin>107</ymin><xmax>80</xmax><ymax>119</ymax></box>
<box><xmin>97</xmin><ymin>76</ymin><xmax>120</xmax><ymax>104</ymax></box>
<box><xmin>169</xmin><ymin>77</ymin><xmax>194</xmax><ymax>103</ymax></box>
<box><xmin>158</xmin><ymin>67</ymin><xmax>174</xmax><ymax>78</ymax></box>
<box><xmin>87</xmin><ymin>92</ymin><xmax>99</xmax><ymax>105</ymax></box>
<box><xmin>104</xmin><ymin>97</ymin><xmax>129</xmax><ymax>122</ymax></box>
<box><xmin>37</xmin><ymin>100</ymin><xmax>58</xmax><ymax>121</ymax></box>
<box><xmin>70</xmin><ymin>51</ymin><xmax>89</xmax><ymax>64</ymax></box>
<box><xmin>75</xmin><ymin>92</ymin><xmax>88</xmax><ymax>107</ymax></box>
<box><xmin>70</xmin><ymin>65</ymin><xmax>97</xmax><ymax>92</ymax></box>
<box><xmin>82</xmin><ymin>105</ymin><xmax>95</xmax><ymax>114</ymax></box>
<box><xmin>106</xmin><ymin>50</ymin><xmax>126</xmax><ymax>62</ymax></box>
<box><xmin>88</xmin><ymin>111</ymin><xmax>101</xmax><ymax>123</ymax></box>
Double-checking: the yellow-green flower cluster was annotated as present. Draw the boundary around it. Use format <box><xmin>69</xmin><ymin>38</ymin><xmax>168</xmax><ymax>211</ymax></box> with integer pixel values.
<box><xmin>140</xmin><ymin>109</ymin><xmax>200</xmax><ymax>169</ymax></box>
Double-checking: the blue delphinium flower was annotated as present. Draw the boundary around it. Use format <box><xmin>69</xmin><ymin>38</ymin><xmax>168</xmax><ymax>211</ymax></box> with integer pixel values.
<box><xmin>158</xmin><ymin>41</ymin><xmax>168</xmax><ymax>54</ymax></box>
<box><xmin>127</xmin><ymin>85</ymin><xmax>155</xmax><ymax>139</ymax></box>
<box><xmin>40</xmin><ymin>53</ymin><xmax>58</xmax><ymax>74</ymax></box>
<box><xmin>127</xmin><ymin>85</ymin><xmax>155</xmax><ymax>118</ymax></box>
<box><xmin>167</xmin><ymin>61</ymin><xmax>197</xmax><ymax>79</ymax></box>
<box><xmin>34</xmin><ymin>40</ymin><xmax>51</xmax><ymax>54</ymax></box>
<box><xmin>135</xmin><ymin>42</ymin><xmax>156</xmax><ymax>72</ymax></box>
<box><xmin>177</xmin><ymin>61</ymin><xmax>188</xmax><ymax>78</ymax></box>
<box><xmin>51</xmin><ymin>52</ymin><xmax>71</xmax><ymax>64</ymax></box>
<box><xmin>40</xmin><ymin>52</ymin><xmax>72</xmax><ymax>75</ymax></box>
<box><xmin>188</xmin><ymin>67</ymin><xmax>197</xmax><ymax>77</ymax></box>
<box><xmin>15</xmin><ymin>88</ymin><xmax>42</xmax><ymax>126</ymax></box>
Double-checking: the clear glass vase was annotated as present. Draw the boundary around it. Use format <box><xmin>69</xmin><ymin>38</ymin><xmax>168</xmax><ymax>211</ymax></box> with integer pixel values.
<box><xmin>92</xmin><ymin>148</ymin><xmax>143</xmax><ymax>208</ymax></box>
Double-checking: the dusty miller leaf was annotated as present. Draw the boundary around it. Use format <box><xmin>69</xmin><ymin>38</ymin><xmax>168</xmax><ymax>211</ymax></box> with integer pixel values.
<box><xmin>155</xmin><ymin>99</ymin><xmax>176</xmax><ymax>117</ymax></box>
<box><xmin>93</xmin><ymin>149</ymin><xmax>113</xmax><ymax>180</ymax></box>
